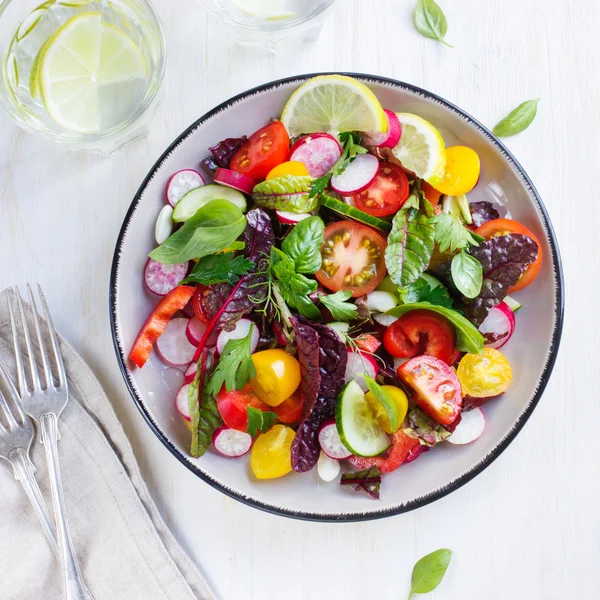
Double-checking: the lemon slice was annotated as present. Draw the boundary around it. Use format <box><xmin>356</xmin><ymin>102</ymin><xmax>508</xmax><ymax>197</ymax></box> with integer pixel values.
<box><xmin>392</xmin><ymin>113</ymin><xmax>446</xmax><ymax>186</ymax></box>
<box><xmin>39</xmin><ymin>12</ymin><xmax>145</xmax><ymax>133</ymax></box>
<box><xmin>281</xmin><ymin>75</ymin><xmax>387</xmax><ymax>136</ymax></box>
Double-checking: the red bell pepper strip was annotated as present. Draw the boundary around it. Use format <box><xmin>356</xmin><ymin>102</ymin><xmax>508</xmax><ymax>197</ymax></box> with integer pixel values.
<box><xmin>129</xmin><ymin>285</ymin><xmax>196</xmax><ymax>368</ymax></box>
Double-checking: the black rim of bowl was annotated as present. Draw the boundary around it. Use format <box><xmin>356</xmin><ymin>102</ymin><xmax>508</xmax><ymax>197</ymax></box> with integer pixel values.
<box><xmin>109</xmin><ymin>72</ymin><xmax>565</xmax><ymax>523</ymax></box>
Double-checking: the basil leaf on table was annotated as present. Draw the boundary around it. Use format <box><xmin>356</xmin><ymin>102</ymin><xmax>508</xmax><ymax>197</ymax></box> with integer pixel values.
<box><xmin>320</xmin><ymin>290</ymin><xmax>358</xmax><ymax>321</ymax></box>
<box><xmin>451</xmin><ymin>250</ymin><xmax>483</xmax><ymax>299</ymax></box>
<box><xmin>363</xmin><ymin>376</ymin><xmax>399</xmax><ymax>432</ymax></box>
<box><xmin>181</xmin><ymin>252</ymin><xmax>255</xmax><ymax>286</ymax></box>
<box><xmin>413</xmin><ymin>0</ymin><xmax>452</xmax><ymax>48</ymax></box>
<box><xmin>408</xmin><ymin>548</ymin><xmax>452</xmax><ymax>599</ymax></box>
<box><xmin>252</xmin><ymin>175</ymin><xmax>318</xmax><ymax>213</ymax></box>
<box><xmin>281</xmin><ymin>216</ymin><xmax>325</xmax><ymax>274</ymax></box>
<box><xmin>386</xmin><ymin>302</ymin><xmax>484</xmax><ymax>353</ymax></box>
<box><xmin>149</xmin><ymin>199</ymin><xmax>246</xmax><ymax>264</ymax></box>
<box><xmin>246</xmin><ymin>406</ymin><xmax>279</xmax><ymax>437</ymax></box>
<box><xmin>492</xmin><ymin>98</ymin><xmax>540</xmax><ymax>137</ymax></box>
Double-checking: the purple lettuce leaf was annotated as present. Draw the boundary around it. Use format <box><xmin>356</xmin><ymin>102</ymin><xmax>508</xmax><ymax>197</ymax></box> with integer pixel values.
<box><xmin>290</xmin><ymin>318</ymin><xmax>347</xmax><ymax>472</ymax></box>
<box><xmin>340</xmin><ymin>466</ymin><xmax>382</xmax><ymax>499</ymax></box>
<box><xmin>202</xmin><ymin>136</ymin><xmax>247</xmax><ymax>171</ymax></box>
<box><xmin>470</xmin><ymin>201</ymin><xmax>500</xmax><ymax>228</ymax></box>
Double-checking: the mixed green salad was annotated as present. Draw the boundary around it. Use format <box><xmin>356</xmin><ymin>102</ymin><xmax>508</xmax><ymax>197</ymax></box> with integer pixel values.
<box><xmin>129</xmin><ymin>75</ymin><xmax>542</xmax><ymax>498</ymax></box>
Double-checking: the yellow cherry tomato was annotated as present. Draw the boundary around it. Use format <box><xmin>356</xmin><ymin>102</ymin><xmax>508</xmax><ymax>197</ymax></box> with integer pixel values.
<box><xmin>250</xmin><ymin>424</ymin><xmax>295</xmax><ymax>479</ymax></box>
<box><xmin>250</xmin><ymin>349</ymin><xmax>301</xmax><ymax>406</ymax></box>
<box><xmin>457</xmin><ymin>348</ymin><xmax>513</xmax><ymax>398</ymax></box>
<box><xmin>266</xmin><ymin>160</ymin><xmax>309</xmax><ymax>180</ymax></box>
<box><xmin>365</xmin><ymin>385</ymin><xmax>409</xmax><ymax>433</ymax></box>
<box><xmin>435</xmin><ymin>146</ymin><xmax>480</xmax><ymax>196</ymax></box>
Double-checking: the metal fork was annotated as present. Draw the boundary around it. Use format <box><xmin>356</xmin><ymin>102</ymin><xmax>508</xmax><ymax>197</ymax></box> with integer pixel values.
<box><xmin>11</xmin><ymin>284</ymin><xmax>93</xmax><ymax>600</ymax></box>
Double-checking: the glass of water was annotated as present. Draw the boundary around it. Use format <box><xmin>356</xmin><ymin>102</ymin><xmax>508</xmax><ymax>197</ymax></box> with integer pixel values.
<box><xmin>197</xmin><ymin>0</ymin><xmax>337</xmax><ymax>52</ymax></box>
<box><xmin>0</xmin><ymin>0</ymin><xmax>166</xmax><ymax>153</ymax></box>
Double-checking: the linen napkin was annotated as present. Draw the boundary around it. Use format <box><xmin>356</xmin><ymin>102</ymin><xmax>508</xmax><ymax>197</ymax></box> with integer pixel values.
<box><xmin>0</xmin><ymin>289</ymin><xmax>216</xmax><ymax>600</ymax></box>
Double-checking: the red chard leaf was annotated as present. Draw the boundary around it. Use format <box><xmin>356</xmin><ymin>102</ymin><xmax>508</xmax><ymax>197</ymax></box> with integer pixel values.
<box><xmin>469</xmin><ymin>201</ymin><xmax>500</xmax><ymax>228</ymax></box>
<box><xmin>340</xmin><ymin>466</ymin><xmax>382</xmax><ymax>499</ymax></box>
<box><xmin>203</xmin><ymin>136</ymin><xmax>247</xmax><ymax>171</ymax></box>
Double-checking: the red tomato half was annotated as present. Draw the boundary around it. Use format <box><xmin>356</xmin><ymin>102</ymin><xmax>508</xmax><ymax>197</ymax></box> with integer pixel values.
<box><xmin>349</xmin><ymin>429</ymin><xmax>420</xmax><ymax>473</ymax></box>
<box><xmin>230</xmin><ymin>122</ymin><xmax>290</xmax><ymax>180</ymax></box>
<box><xmin>315</xmin><ymin>221</ymin><xmax>387</xmax><ymax>297</ymax></box>
<box><xmin>383</xmin><ymin>310</ymin><xmax>456</xmax><ymax>365</ymax></box>
<box><xmin>475</xmin><ymin>218</ymin><xmax>543</xmax><ymax>293</ymax></box>
<box><xmin>352</xmin><ymin>162</ymin><xmax>410</xmax><ymax>217</ymax></box>
<box><xmin>272</xmin><ymin>389</ymin><xmax>303</xmax><ymax>424</ymax></box>
<box><xmin>397</xmin><ymin>356</ymin><xmax>462</xmax><ymax>425</ymax></box>
<box><xmin>192</xmin><ymin>285</ymin><xmax>211</xmax><ymax>325</ymax></box>
<box><xmin>217</xmin><ymin>384</ymin><xmax>270</xmax><ymax>431</ymax></box>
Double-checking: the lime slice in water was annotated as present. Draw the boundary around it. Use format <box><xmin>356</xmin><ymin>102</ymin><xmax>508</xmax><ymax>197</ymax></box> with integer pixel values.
<box><xmin>38</xmin><ymin>12</ymin><xmax>146</xmax><ymax>133</ymax></box>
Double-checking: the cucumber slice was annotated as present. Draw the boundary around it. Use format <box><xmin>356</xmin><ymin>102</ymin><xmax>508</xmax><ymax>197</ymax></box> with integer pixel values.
<box><xmin>503</xmin><ymin>295</ymin><xmax>522</xmax><ymax>312</ymax></box>
<box><xmin>327</xmin><ymin>321</ymin><xmax>350</xmax><ymax>341</ymax></box>
<box><xmin>366</xmin><ymin>291</ymin><xmax>398</xmax><ymax>313</ymax></box>
<box><xmin>172</xmin><ymin>184</ymin><xmax>247</xmax><ymax>222</ymax></box>
<box><xmin>442</xmin><ymin>194</ymin><xmax>472</xmax><ymax>224</ymax></box>
<box><xmin>335</xmin><ymin>380</ymin><xmax>391</xmax><ymax>457</ymax></box>
<box><xmin>320</xmin><ymin>194</ymin><xmax>392</xmax><ymax>232</ymax></box>
<box><xmin>420</xmin><ymin>272</ymin><xmax>443</xmax><ymax>289</ymax></box>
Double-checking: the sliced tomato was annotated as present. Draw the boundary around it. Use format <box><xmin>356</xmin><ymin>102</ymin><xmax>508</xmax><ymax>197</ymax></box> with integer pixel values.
<box><xmin>272</xmin><ymin>389</ymin><xmax>303</xmax><ymax>424</ymax></box>
<box><xmin>129</xmin><ymin>285</ymin><xmax>196</xmax><ymax>368</ymax></box>
<box><xmin>192</xmin><ymin>285</ymin><xmax>211</xmax><ymax>325</ymax></box>
<box><xmin>353</xmin><ymin>333</ymin><xmax>382</xmax><ymax>354</ymax></box>
<box><xmin>397</xmin><ymin>356</ymin><xmax>462</xmax><ymax>425</ymax></box>
<box><xmin>421</xmin><ymin>181</ymin><xmax>442</xmax><ymax>206</ymax></box>
<box><xmin>352</xmin><ymin>162</ymin><xmax>409</xmax><ymax>217</ymax></box>
<box><xmin>383</xmin><ymin>310</ymin><xmax>456</xmax><ymax>365</ymax></box>
<box><xmin>230</xmin><ymin>122</ymin><xmax>290</xmax><ymax>180</ymax></box>
<box><xmin>315</xmin><ymin>221</ymin><xmax>387</xmax><ymax>297</ymax></box>
<box><xmin>217</xmin><ymin>384</ymin><xmax>270</xmax><ymax>431</ymax></box>
<box><xmin>475</xmin><ymin>218</ymin><xmax>543</xmax><ymax>292</ymax></box>
<box><xmin>348</xmin><ymin>429</ymin><xmax>419</xmax><ymax>473</ymax></box>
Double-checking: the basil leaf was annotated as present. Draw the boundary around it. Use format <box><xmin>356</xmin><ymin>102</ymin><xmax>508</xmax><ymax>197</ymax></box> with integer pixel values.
<box><xmin>385</xmin><ymin>207</ymin><xmax>435</xmax><ymax>287</ymax></box>
<box><xmin>386</xmin><ymin>302</ymin><xmax>483</xmax><ymax>353</ymax></box>
<box><xmin>430</xmin><ymin>213</ymin><xmax>481</xmax><ymax>253</ymax></box>
<box><xmin>413</xmin><ymin>0</ymin><xmax>452</xmax><ymax>48</ymax></box>
<box><xmin>363</xmin><ymin>376</ymin><xmax>399</xmax><ymax>431</ymax></box>
<box><xmin>320</xmin><ymin>290</ymin><xmax>358</xmax><ymax>321</ymax></box>
<box><xmin>451</xmin><ymin>250</ymin><xmax>483</xmax><ymax>298</ymax></box>
<box><xmin>281</xmin><ymin>216</ymin><xmax>325</xmax><ymax>274</ymax></box>
<box><xmin>408</xmin><ymin>548</ymin><xmax>452</xmax><ymax>599</ymax></box>
<box><xmin>252</xmin><ymin>175</ymin><xmax>318</xmax><ymax>213</ymax></box>
<box><xmin>492</xmin><ymin>98</ymin><xmax>540</xmax><ymax>138</ymax></box>
<box><xmin>246</xmin><ymin>406</ymin><xmax>279</xmax><ymax>437</ymax></box>
<box><xmin>181</xmin><ymin>252</ymin><xmax>255</xmax><ymax>286</ymax></box>
<box><xmin>150</xmin><ymin>200</ymin><xmax>246</xmax><ymax>264</ymax></box>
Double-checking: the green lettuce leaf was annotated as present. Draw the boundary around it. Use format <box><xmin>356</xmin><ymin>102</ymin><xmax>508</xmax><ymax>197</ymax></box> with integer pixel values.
<box><xmin>252</xmin><ymin>175</ymin><xmax>319</xmax><ymax>213</ymax></box>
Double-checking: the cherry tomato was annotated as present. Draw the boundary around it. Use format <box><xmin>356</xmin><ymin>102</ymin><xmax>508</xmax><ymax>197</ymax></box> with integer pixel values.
<box><xmin>266</xmin><ymin>160</ymin><xmax>309</xmax><ymax>180</ymax></box>
<box><xmin>422</xmin><ymin>180</ymin><xmax>442</xmax><ymax>206</ymax></box>
<box><xmin>435</xmin><ymin>146</ymin><xmax>480</xmax><ymax>196</ymax></box>
<box><xmin>192</xmin><ymin>285</ymin><xmax>211</xmax><ymax>325</ymax></box>
<box><xmin>383</xmin><ymin>310</ymin><xmax>456</xmax><ymax>365</ymax></box>
<box><xmin>315</xmin><ymin>221</ymin><xmax>387</xmax><ymax>297</ymax></box>
<box><xmin>250</xmin><ymin>349</ymin><xmax>301</xmax><ymax>407</ymax></box>
<box><xmin>272</xmin><ymin>389</ymin><xmax>303</xmax><ymax>424</ymax></box>
<box><xmin>250</xmin><ymin>424</ymin><xmax>295</xmax><ymax>479</ymax></box>
<box><xmin>365</xmin><ymin>385</ymin><xmax>409</xmax><ymax>433</ymax></box>
<box><xmin>230</xmin><ymin>122</ymin><xmax>290</xmax><ymax>180</ymax></box>
<box><xmin>353</xmin><ymin>333</ymin><xmax>382</xmax><ymax>354</ymax></box>
<box><xmin>348</xmin><ymin>429</ymin><xmax>419</xmax><ymax>473</ymax></box>
<box><xmin>397</xmin><ymin>355</ymin><xmax>462</xmax><ymax>425</ymax></box>
<box><xmin>457</xmin><ymin>348</ymin><xmax>512</xmax><ymax>399</ymax></box>
<box><xmin>475</xmin><ymin>218</ymin><xmax>543</xmax><ymax>292</ymax></box>
<box><xmin>217</xmin><ymin>384</ymin><xmax>270</xmax><ymax>431</ymax></box>
<box><xmin>352</xmin><ymin>162</ymin><xmax>410</xmax><ymax>217</ymax></box>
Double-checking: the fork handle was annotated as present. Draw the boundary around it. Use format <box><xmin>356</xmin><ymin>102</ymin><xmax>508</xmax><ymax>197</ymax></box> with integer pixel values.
<box><xmin>10</xmin><ymin>447</ymin><xmax>59</xmax><ymax>557</ymax></box>
<box><xmin>41</xmin><ymin>413</ymin><xmax>94</xmax><ymax>600</ymax></box>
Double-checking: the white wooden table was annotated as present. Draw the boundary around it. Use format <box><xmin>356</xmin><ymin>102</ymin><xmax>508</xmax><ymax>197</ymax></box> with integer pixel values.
<box><xmin>0</xmin><ymin>0</ymin><xmax>596</xmax><ymax>598</ymax></box>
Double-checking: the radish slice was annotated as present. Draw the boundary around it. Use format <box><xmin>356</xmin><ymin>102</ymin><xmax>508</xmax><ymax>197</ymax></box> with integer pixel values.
<box><xmin>186</xmin><ymin>316</ymin><xmax>207</xmax><ymax>347</ymax></box>
<box><xmin>366</xmin><ymin>291</ymin><xmax>398</xmax><ymax>313</ymax></box>
<box><xmin>331</xmin><ymin>154</ymin><xmax>379</xmax><ymax>195</ymax></box>
<box><xmin>317</xmin><ymin>451</ymin><xmax>341</xmax><ymax>481</ymax></box>
<box><xmin>344</xmin><ymin>350</ymin><xmax>379</xmax><ymax>391</ymax></box>
<box><xmin>479</xmin><ymin>302</ymin><xmax>515</xmax><ymax>349</ymax></box>
<box><xmin>155</xmin><ymin>205</ymin><xmax>174</xmax><ymax>244</ymax></box>
<box><xmin>184</xmin><ymin>361</ymin><xmax>198</xmax><ymax>384</ymax></box>
<box><xmin>373</xmin><ymin>313</ymin><xmax>398</xmax><ymax>327</ymax></box>
<box><xmin>156</xmin><ymin>318</ymin><xmax>197</xmax><ymax>366</ymax></box>
<box><xmin>289</xmin><ymin>133</ymin><xmax>342</xmax><ymax>178</ymax></box>
<box><xmin>447</xmin><ymin>408</ymin><xmax>485</xmax><ymax>445</ymax></box>
<box><xmin>212</xmin><ymin>426</ymin><xmax>253</xmax><ymax>458</ymax></box>
<box><xmin>166</xmin><ymin>169</ymin><xmax>204</xmax><ymax>207</ymax></box>
<box><xmin>368</xmin><ymin>109</ymin><xmax>402</xmax><ymax>149</ymax></box>
<box><xmin>216</xmin><ymin>318</ymin><xmax>260</xmax><ymax>355</ymax></box>
<box><xmin>144</xmin><ymin>259</ymin><xmax>188</xmax><ymax>296</ymax></box>
<box><xmin>275</xmin><ymin>210</ymin><xmax>311</xmax><ymax>224</ymax></box>
<box><xmin>318</xmin><ymin>418</ymin><xmax>352</xmax><ymax>459</ymax></box>
<box><xmin>176</xmin><ymin>384</ymin><xmax>191</xmax><ymax>421</ymax></box>
<box><xmin>405</xmin><ymin>444</ymin><xmax>428</xmax><ymax>463</ymax></box>
<box><xmin>214</xmin><ymin>168</ymin><xmax>256</xmax><ymax>195</ymax></box>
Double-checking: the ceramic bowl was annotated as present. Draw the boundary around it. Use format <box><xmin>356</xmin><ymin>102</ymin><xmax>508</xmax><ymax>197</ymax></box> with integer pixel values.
<box><xmin>110</xmin><ymin>73</ymin><xmax>564</xmax><ymax>522</ymax></box>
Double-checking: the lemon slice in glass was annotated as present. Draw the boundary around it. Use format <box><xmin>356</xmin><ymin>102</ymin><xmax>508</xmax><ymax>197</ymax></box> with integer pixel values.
<box><xmin>392</xmin><ymin>113</ymin><xmax>447</xmax><ymax>186</ymax></box>
<box><xmin>39</xmin><ymin>12</ymin><xmax>146</xmax><ymax>133</ymax></box>
<box><xmin>281</xmin><ymin>75</ymin><xmax>387</xmax><ymax>136</ymax></box>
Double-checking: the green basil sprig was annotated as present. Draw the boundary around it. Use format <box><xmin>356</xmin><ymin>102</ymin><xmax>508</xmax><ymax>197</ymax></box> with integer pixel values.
<box><xmin>492</xmin><ymin>99</ymin><xmax>540</xmax><ymax>137</ymax></box>
<box><xmin>451</xmin><ymin>249</ymin><xmax>483</xmax><ymax>298</ymax></box>
<box><xmin>281</xmin><ymin>216</ymin><xmax>325</xmax><ymax>274</ymax></box>
<box><xmin>413</xmin><ymin>0</ymin><xmax>452</xmax><ymax>48</ymax></box>
<box><xmin>408</xmin><ymin>548</ymin><xmax>453</xmax><ymax>599</ymax></box>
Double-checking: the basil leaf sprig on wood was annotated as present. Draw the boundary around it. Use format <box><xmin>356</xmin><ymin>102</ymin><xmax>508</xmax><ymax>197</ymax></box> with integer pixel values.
<box><xmin>408</xmin><ymin>548</ymin><xmax>453</xmax><ymax>599</ymax></box>
<box><xmin>413</xmin><ymin>0</ymin><xmax>452</xmax><ymax>48</ymax></box>
<box><xmin>493</xmin><ymin>99</ymin><xmax>540</xmax><ymax>137</ymax></box>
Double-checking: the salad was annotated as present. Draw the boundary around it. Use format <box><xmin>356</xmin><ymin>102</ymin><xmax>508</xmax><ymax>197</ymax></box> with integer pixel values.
<box><xmin>129</xmin><ymin>75</ymin><xmax>542</xmax><ymax>498</ymax></box>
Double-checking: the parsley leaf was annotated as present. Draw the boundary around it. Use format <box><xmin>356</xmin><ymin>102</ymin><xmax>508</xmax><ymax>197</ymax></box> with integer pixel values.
<box><xmin>320</xmin><ymin>290</ymin><xmax>358</xmax><ymax>321</ymax></box>
<box><xmin>429</xmin><ymin>213</ymin><xmax>483</xmax><ymax>253</ymax></box>
<box><xmin>206</xmin><ymin>325</ymin><xmax>256</xmax><ymax>397</ymax></box>
<box><xmin>181</xmin><ymin>251</ymin><xmax>255</xmax><ymax>286</ymax></box>
<box><xmin>399</xmin><ymin>278</ymin><xmax>454</xmax><ymax>309</ymax></box>
<box><xmin>246</xmin><ymin>406</ymin><xmax>279</xmax><ymax>437</ymax></box>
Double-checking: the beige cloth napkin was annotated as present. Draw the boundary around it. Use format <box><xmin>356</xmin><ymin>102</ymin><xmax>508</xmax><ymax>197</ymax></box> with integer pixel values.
<box><xmin>0</xmin><ymin>289</ymin><xmax>216</xmax><ymax>600</ymax></box>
